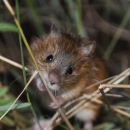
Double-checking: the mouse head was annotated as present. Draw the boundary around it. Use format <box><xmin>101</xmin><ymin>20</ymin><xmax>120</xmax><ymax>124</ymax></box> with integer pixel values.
<box><xmin>29</xmin><ymin>26</ymin><xmax>96</xmax><ymax>91</ymax></box>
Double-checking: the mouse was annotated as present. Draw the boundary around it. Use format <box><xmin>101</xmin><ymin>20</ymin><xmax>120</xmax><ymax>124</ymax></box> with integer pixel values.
<box><xmin>28</xmin><ymin>25</ymin><xmax>108</xmax><ymax>130</ymax></box>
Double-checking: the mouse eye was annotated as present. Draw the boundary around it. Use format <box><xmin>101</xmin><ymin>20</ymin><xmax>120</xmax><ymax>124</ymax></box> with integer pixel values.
<box><xmin>66</xmin><ymin>66</ymin><xmax>73</xmax><ymax>75</ymax></box>
<box><xmin>46</xmin><ymin>55</ymin><xmax>53</xmax><ymax>62</ymax></box>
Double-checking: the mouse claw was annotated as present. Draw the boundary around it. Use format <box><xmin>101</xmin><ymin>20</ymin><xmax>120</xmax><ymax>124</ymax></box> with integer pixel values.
<box><xmin>49</xmin><ymin>96</ymin><xmax>64</xmax><ymax>109</ymax></box>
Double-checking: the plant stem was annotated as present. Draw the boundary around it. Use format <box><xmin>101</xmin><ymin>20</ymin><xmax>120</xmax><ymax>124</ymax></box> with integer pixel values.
<box><xmin>104</xmin><ymin>6</ymin><xmax>130</xmax><ymax>61</ymax></box>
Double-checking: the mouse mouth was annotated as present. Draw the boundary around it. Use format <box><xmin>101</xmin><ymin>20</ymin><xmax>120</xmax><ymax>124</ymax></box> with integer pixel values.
<box><xmin>47</xmin><ymin>83</ymin><xmax>59</xmax><ymax>91</ymax></box>
<box><xmin>39</xmin><ymin>71</ymin><xmax>60</xmax><ymax>91</ymax></box>
<box><xmin>36</xmin><ymin>77</ymin><xmax>60</xmax><ymax>91</ymax></box>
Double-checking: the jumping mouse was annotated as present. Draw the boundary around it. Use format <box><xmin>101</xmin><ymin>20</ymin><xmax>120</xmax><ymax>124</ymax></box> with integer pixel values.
<box><xmin>28</xmin><ymin>25</ymin><xmax>108</xmax><ymax>130</ymax></box>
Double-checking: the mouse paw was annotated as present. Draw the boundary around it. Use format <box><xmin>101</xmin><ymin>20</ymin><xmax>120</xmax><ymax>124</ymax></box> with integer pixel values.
<box><xmin>49</xmin><ymin>96</ymin><xmax>64</xmax><ymax>109</ymax></box>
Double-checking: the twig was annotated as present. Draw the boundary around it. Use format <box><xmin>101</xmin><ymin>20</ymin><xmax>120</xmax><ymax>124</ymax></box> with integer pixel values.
<box><xmin>112</xmin><ymin>106</ymin><xmax>130</xmax><ymax>110</ymax></box>
<box><xmin>99</xmin><ymin>84</ymin><xmax>130</xmax><ymax>89</ymax></box>
<box><xmin>84</xmin><ymin>75</ymin><xmax>117</xmax><ymax>91</ymax></box>
<box><xmin>112</xmin><ymin>107</ymin><xmax>130</xmax><ymax>118</ymax></box>
<box><xmin>108</xmin><ymin>68</ymin><xmax>130</xmax><ymax>84</ymax></box>
<box><xmin>0</xmin><ymin>55</ymin><xmax>29</xmax><ymax>71</ymax></box>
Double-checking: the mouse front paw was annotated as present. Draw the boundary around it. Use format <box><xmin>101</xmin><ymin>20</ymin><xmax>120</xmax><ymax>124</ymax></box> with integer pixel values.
<box><xmin>49</xmin><ymin>96</ymin><xmax>64</xmax><ymax>109</ymax></box>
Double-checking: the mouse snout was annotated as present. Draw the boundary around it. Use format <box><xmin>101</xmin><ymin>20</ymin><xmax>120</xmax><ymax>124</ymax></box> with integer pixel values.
<box><xmin>49</xmin><ymin>71</ymin><xmax>60</xmax><ymax>85</ymax></box>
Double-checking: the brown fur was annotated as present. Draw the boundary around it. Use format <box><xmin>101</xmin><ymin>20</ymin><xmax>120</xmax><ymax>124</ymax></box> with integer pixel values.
<box><xmin>28</xmin><ymin>28</ymin><xmax>108</xmax><ymax>127</ymax></box>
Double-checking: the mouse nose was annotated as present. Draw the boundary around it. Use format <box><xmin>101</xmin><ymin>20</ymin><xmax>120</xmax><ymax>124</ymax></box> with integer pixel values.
<box><xmin>49</xmin><ymin>71</ymin><xmax>60</xmax><ymax>85</ymax></box>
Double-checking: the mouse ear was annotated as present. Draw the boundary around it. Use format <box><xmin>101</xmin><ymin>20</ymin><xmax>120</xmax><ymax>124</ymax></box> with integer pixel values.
<box><xmin>51</xmin><ymin>23</ymin><xmax>57</xmax><ymax>32</ymax></box>
<box><xmin>81</xmin><ymin>40</ymin><xmax>96</xmax><ymax>56</ymax></box>
<box><xmin>50</xmin><ymin>23</ymin><xmax>58</xmax><ymax>37</ymax></box>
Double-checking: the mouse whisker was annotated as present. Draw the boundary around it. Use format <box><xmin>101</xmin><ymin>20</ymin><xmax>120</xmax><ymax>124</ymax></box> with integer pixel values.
<box><xmin>7</xmin><ymin>72</ymin><xmax>34</xmax><ymax>88</ymax></box>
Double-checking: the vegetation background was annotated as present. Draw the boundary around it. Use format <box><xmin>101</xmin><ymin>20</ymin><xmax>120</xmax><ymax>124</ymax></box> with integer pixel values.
<box><xmin>0</xmin><ymin>0</ymin><xmax>130</xmax><ymax>130</ymax></box>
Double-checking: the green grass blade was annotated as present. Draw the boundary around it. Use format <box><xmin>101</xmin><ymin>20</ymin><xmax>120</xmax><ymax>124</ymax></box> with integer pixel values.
<box><xmin>0</xmin><ymin>103</ymin><xmax>31</xmax><ymax>112</ymax></box>
<box><xmin>66</xmin><ymin>0</ymin><xmax>87</xmax><ymax>37</ymax></box>
<box><xmin>15</xmin><ymin>2</ymin><xmax>42</xmax><ymax>129</ymax></box>
<box><xmin>16</xmin><ymin>0</ymin><xmax>28</xmax><ymax>100</ymax></box>
<box><xmin>75</xmin><ymin>0</ymin><xmax>87</xmax><ymax>37</ymax></box>
<box><xmin>104</xmin><ymin>6</ymin><xmax>130</xmax><ymax>60</ymax></box>
<box><xmin>0</xmin><ymin>87</ymin><xmax>9</xmax><ymax>97</ymax></box>
<box><xmin>15</xmin><ymin>2</ymin><xmax>42</xmax><ymax>130</ymax></box>
<box><xmin>0</xmin><ymin>98</ymin><xmax>14</xmax><ymax>105</ymax></box>
<box><xmin>0</xmin><ymin>22</ymin><xmax>18</xmax><ymax>32</ymax></box>
<box><xmin>24</xmin><ymin>0</ymin><xmax>44</xmax><ymax>35</ymax></box>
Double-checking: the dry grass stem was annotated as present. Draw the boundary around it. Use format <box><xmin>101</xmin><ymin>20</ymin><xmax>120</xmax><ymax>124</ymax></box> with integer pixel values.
<box><xmin>112</xmin><ymin>107</ymin><xmax>130</xmax><ymax>118</ymax></box>
<box><xmin>99</xmin><ymin>84</ymin><xmax>130</xmax><ymax>89</ymax></box>
<box><xmin>56</xmin><ymin>90</ymin><xmax>101</xmax><ymax>123</ymax></box>
<box><xmin>83</xmin><ymin>95</ymin><xmax>103</xmax><ymax>104</ymax></box>
<box><xmin>3</xmin><ymin>0</ymin><xmax>15</xmax><ymax>16</ymax></box>
<box><xmin>47</xmin><ymin>72</ymin><xmax>130</xmax><ymax>127</ymax></box>
<box><xmin>63</xmin><ymin>93</ymin><xmax>100</xmax><ymax>121</ymax></box>
<box><xmin>64</xmin><ymin>96</ymin><xmax>85</xmax><ymax>109</ymax></box>
<box><xmin>108</xmin><ymin>68</ymin><xmax>130</xmax><ymax>84</ymax></box>
<box><xmin>50</xmin><ymin>100</ymin><xmax>130</xmax><ymax>127</ymax></box>
<box><xmin>65</xmin><ymin>90</ymin><xmax>101</xmax><ymax>117</ymax></box>
<box><xmin>66</xmin><ymin>100</ymin><xmax>86</xmax><ymax>116</ymax></box>
<box><xmin>55</xmin><ymin>96</ymin><xmax>103</xmax><ymax>126</ymax></box>
<box><xmin>46</xmin><ymin>99</ymin><xmax>89</xmax><ymax>128</ymax></box>
<box><xmin>53</xmin><ymin>100</ymin><xmax>87</xmax><ymax>126</ymax></box>
<box><xmin>105</xmin><ymin>94</ymin><xmax>123</xmax><ymax>98</ymax></box>
<box><xmin>84</xmin><ymin>75</ymin><xmax>117</xmax><ymax>91</ymax></box>
<box><xmin>0</xmin><ymin>55</ymin><xmax>29</xmax><ymax>71</ymax></box>
<box><xmin>0</xmin><ymin>70</ymin><xmax>38</xmax><ymax>120</ymax></box>
<box><xmin>44</xmin><ymin>112</ymin><xmax>59</xmax><ymax>130</ymax></box>
<box><xmin>112</xmin><ymin>106</ymin><xmax>130</xmax><ymax>110</ymax></box>
<box><xmin>98</xmin><ymin>68</ymin><xmax>130</xmax><ymax>112</ymax></box>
